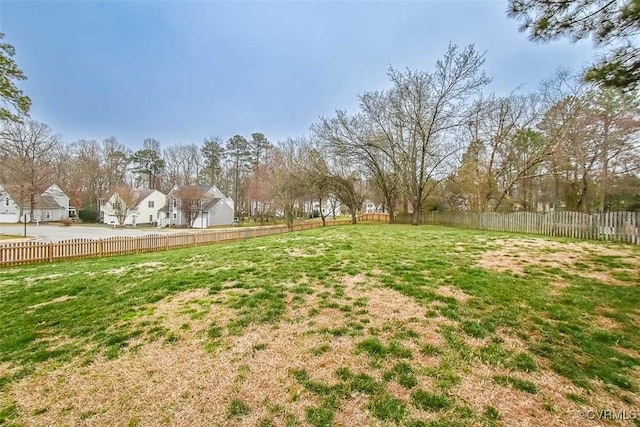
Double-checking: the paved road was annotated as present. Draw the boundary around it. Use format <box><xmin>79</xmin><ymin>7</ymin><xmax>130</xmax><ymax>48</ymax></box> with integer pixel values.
<box><xmin>0</xmin><ymin>224</ymin><xmax>187</xmax><ymax>242</ymax></box>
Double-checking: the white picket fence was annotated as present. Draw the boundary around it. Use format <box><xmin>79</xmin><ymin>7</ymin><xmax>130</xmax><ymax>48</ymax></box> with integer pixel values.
<box><xmin>420</xmin><ymin>211</ymin><xmax>640</xmax><ymax>244</ymax></box>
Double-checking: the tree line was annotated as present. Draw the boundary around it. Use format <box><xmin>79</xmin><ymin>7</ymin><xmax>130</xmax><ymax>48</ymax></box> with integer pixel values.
<box><xmin>2</xmin><ymin>44</ymin><xmax>640</xmax><ymax>226</ymax></box>
<box><xmin>1</xmin><ymin>45</ymin><xmax>639</xmax><ymax>227</ymax></box>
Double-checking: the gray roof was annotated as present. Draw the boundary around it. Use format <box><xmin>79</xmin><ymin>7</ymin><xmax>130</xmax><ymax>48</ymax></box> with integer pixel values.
<box><xmin>21</xmin><ymin>195</ymin><xmax>64</xmax><ymax>209</ymax></box>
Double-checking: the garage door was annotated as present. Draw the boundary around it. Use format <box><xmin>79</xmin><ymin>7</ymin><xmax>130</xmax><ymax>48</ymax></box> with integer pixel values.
<box><xmin>194</xmin><ymin>215</ymin><xmax>208</xmax><ymax>229</ymax></box>
<box><xmin>0</xmin><ymin>212</ymin><xmax>18</xmax><ymax>223</ymax></box>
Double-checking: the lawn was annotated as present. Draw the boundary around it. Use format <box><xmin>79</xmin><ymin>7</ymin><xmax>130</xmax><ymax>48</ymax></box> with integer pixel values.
<box><xmin>0</xmin><ymin>224</ymin><xmax>638</xmax><ymax>426</ymax></box>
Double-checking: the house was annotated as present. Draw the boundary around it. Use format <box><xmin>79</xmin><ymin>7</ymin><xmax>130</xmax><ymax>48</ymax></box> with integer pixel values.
<box><xmin>99</xmin><ymin>189</ymin><xmax>167</xmax><ymax>226</ymax></box>
<box><xmin>0</xmin><ymin>184</ymin><xmax>20</xmax><ymax>223</ymax></box>
<box><xmin>165</xmin><ymin>185</ymin><xmax>234</xmax><ymax>228</ymax></box>
<box><xmin>0</xmin><ymin>184</ymin><xmax>70</xmax><ymax>223</ymax></box>
<box><xmin>362</xmin><ymin>199</ymin><xmax>381</xmax><ymax>213</ymax></box>
<box><xmin>309</xmin><ymin>195</ymin><xmax>342</xmax><ymax>219</ymax></box>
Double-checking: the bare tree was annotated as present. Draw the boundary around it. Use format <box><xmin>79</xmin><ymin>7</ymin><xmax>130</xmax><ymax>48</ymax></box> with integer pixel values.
<box><xmin>461</xmin><ymin>93</ymin><xmax>546</xmax><ymax>212</ymax></box>
<box><xmin>294</xmin><ymin>141</ymin><xmax>333</xmax><ymax>226</ymax></box>
<box><xmin>107</xmin><ymin>185</ymin><xmax>137</xmax><ymax>226</ymax></box>
<box><xmin>102</xmin><ymin>137</ymin><xmax>130</xmax><ymax>191</ymax></box>
<box><xmin>265</xmin><ymin>139</ymin><xmax>306</xmax><ymax>231</ymax></box>
<box><xmin>387</xmin><ymin>45</ymin><xmax>487</xmax><ymax>223</ymax></box>
<box><xmin>174</xmin><ymin>186</ymin><xmax>210</xmax><ymax>228</ymax></box>
<box><xmin>0</xmin><ymin>119</ymin><xmax>59</xmax><ymax>219</ymax></box>
<box><xmin>312</xmin><ymin>111</ymin><xmax>401</xmax><ymax>222</ymax></box>
<box><xmin>164</xmin><ymin>143</ymin><xmax>202</xmax><ymax>186</ymax></box>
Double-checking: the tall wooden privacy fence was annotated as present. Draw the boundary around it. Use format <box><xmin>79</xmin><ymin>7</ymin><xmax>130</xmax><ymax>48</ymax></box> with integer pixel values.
<box><xmin>0</xmin><ymin>220</ymin><xmax>351</xmax><ymax>267</ymax></box>
<box><xmin>386</xmin><ymin>211</ymin><xmax>639</xmax><ymax>244</ymax></box>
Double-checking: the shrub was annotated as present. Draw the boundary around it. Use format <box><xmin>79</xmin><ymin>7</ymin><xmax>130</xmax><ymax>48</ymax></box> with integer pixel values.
<box><xmin>78</xmin><ymin>209</ymin><xmax>98</xmax><ymax>223</ymax></box>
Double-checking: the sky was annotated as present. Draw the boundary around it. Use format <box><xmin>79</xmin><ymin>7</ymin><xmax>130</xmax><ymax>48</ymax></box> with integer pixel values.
<box><xmin>0</xmin><ymin>0</ymin><xmax>595</xmax><ymax>150</ymax></box>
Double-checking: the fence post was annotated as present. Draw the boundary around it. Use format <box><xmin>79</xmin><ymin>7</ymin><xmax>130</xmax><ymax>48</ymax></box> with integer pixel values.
<box><xmin>48</xmin><ymin>242</ymin><xmax>53</xmax><ymax>262</ymax></box>
<box><xmin>193</xmin><ymin>233</ymin><xmax>197</xmax><ymax>247</ymax></box>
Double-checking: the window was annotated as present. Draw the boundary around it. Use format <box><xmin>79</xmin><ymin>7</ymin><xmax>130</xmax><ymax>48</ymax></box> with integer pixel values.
<box><xmin>5</xmin><ymin>197</ymin><xmax>8</xmax><ymax>206</ymax></box>
<box><xmin>149</xmin><ymin>214</ymin><xmax>153</xmax><ymax>222</ymax></box>
<box><xmin>148</xmin><ymin>200</ymin><xmax>155</xmax><ymax>208</ymax></box>
<box><xmin>45</xmin><ymin>211</ymin><xmax>51</xmax><ymax>220</ymax></box>
<box><xmin>173</xmin><ymin>198</ymin><xmax>177</xmax><ymax>208</ymax></box>
<box><xmin>173</xmin><ymin>212</ymin><xmax>177</xmax><ymax>219</ymax></box>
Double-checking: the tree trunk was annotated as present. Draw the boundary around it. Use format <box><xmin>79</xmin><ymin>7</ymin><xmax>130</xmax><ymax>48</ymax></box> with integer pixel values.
<box><xmin>319</xmin><ymin>197</ymin><xmax>327</xmax><ymax>226</ymax></box>
<box><xmin>385</xmin><ymin>194</ymin><xmax>396</xmax><ymax>224</ymax></box>
<box><xmin>351</xmin><ymin>209</ymin><xmax>357</xmax><ymax>224</ymax></box>
<box><xmin>412</xmin><ymin>197</ymin><xmax>420</xmax><ymax>225</ymax></box>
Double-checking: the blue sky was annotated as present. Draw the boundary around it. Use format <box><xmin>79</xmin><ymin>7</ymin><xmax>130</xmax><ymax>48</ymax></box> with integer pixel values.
<box><xmin>1</xmin><ymin>0</ymin><xmax>594</xmax><ymax>150</ymax></box>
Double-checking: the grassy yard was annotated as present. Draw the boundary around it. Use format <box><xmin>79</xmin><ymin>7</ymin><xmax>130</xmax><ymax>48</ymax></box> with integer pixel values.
<box><xmin>0</xmin><ymin>224</ymin><xmax>639</xmax><ymax>426</ymax></box>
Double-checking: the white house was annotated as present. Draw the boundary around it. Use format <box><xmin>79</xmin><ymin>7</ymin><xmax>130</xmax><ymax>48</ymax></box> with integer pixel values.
<box><xmin>310</xmin><ymin>195</ymin><xmax>342</xmax><ymax>219</ymax></box>
<box><xmin>0</xmin><ymin>184</ymin><xmax>70</xmax><ymax>223</ymax></box>
<box><xmin>0</xmin><ymin>184</ymin><xmax>21</xmax><ymax>223</ymax></box>
<box><xmin>99</xmin><ymin>189</ymin><xmax>167</xmax><ymax>226</ymax></box>
<box><xmin>165</xmin><ymin>185</ymin><xmax>234</xmax><ymax>228</ymax></box>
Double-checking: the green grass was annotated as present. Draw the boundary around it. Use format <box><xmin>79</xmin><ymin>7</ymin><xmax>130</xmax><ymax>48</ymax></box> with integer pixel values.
<box><xmin>493</xmin><ymin>375</ymin><xmax>539</xmax><ymax>394</ymax></box>
<box><xmin>228</xmin><ymin>398</ymin><xmax>251</xmax><ymax>418</ymax></box>
<box><xmin>0</xmin><ymin>224</ymin><xmax>638</xmax><ymax>425</ymax></box>
<box><xmin>368</xmin><ymin>393</ymin><xmax>408</xmax><ymax>423</ymax></box>
<box><xmin>411</xmin><ymin>389</ymin><xmax>451</xmax><ymax>411</ymax></box>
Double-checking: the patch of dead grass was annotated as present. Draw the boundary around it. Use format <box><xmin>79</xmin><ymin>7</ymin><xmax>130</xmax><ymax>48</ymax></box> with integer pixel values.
<box><xmin>478</xmin><ymin>238</ymin><xmax>639</xmax><ymax>286</ymax></box>
<box><xmin>455</xmin><ymin>364</ymin><xmax>581</xmax><ymax>427</ymax></box>
<box><xmin>27</xmin><ymin>295</ymin><xmax>76</xmax><ymax>312</ymax></box>
<box><xmin>24</xmin><ymin>273</ymin><xmax>67</xmax><ymax>284</ymax></box>
<box><xmin>434</xmin><ymin>285</ymin><xmax>471</xmax><ymax>303</ymax></box>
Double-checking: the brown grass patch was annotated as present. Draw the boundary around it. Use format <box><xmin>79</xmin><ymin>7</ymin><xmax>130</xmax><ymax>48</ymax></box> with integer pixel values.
<box><xmin>6</xmin><ymin>277</ymin><xmax>452</xmax><ymax>426</ymax></box>
<box><xmin>591</xmin><ymin>315</ymin><xmax>622</xmax><ymax>330</ymax></box>
<box><xmin>285</xmin><ymin>248</ymin><xmax>317</xmax><ymax>257</ymax></box>
<box><xmin>105</xmin><ymin>266</ymin><xmax>128</xmax><ymax>275</ymax></box>
<box><xmin>24</xmin><ymin>273</ymin><xmax>67</xmax><ymax>284</ymax></box>
<box><xmin>454</xmin><ymin>364</ymin><xmax>581</xmax><ymax>427</ymax></box>
<box><xmin>478</xmin><ymin>238</ymin><xmax>639</xmax><ymax>285</ymax></box>
<box><xmin>27</xmin><ymin>295</ymin><xmax>76</xmax><ymax>312</ymax></box>
<box><xmin>333</xmin><ymin>393</ymin><xmax>376</xmax><ymax>427</ymax></box>
<box><xmin>434</xmin><ymin>285</ymin><xmax>471</xmax><ymax>303</ymax></box>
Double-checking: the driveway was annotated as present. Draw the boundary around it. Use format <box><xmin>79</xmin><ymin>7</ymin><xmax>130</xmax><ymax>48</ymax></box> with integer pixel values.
<box><xmin>0</xmin><ymin>224</ymin><xmax>190</xmax><ymax>243</ymax></box>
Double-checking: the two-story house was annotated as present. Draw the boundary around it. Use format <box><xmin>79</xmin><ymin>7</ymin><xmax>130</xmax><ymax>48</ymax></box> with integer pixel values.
<box><xmin>165</xmin><ymin>185</ymin><xmax>234</xmax><ymax>228</ymax></box>
<box><xmin>99</xmin><ymin>189</ymin><xmax>167</xmax><ymax>226</ymax></box>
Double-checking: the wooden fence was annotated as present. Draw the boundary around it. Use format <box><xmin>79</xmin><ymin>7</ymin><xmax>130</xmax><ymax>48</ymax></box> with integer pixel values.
<box><xmin>385</xmin><ymin>211</ymin><xmax>639</xmax><ymax>244</ymax></box>
<box><xmin>0</xmin><ymin>220</ymin><xmax>351</xmax><ymax>267</ymax></box>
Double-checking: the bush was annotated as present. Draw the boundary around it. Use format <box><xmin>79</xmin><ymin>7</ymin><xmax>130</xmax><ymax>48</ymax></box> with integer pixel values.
<box><xmin>60</xmin><ymin>218</ymin><xmax>73</xmax><ymax>226</ymax></box>
<box><xmin>78</xmin><ymin>209</ymin><xmax>98</xmax><ymax>223</ymax></box>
